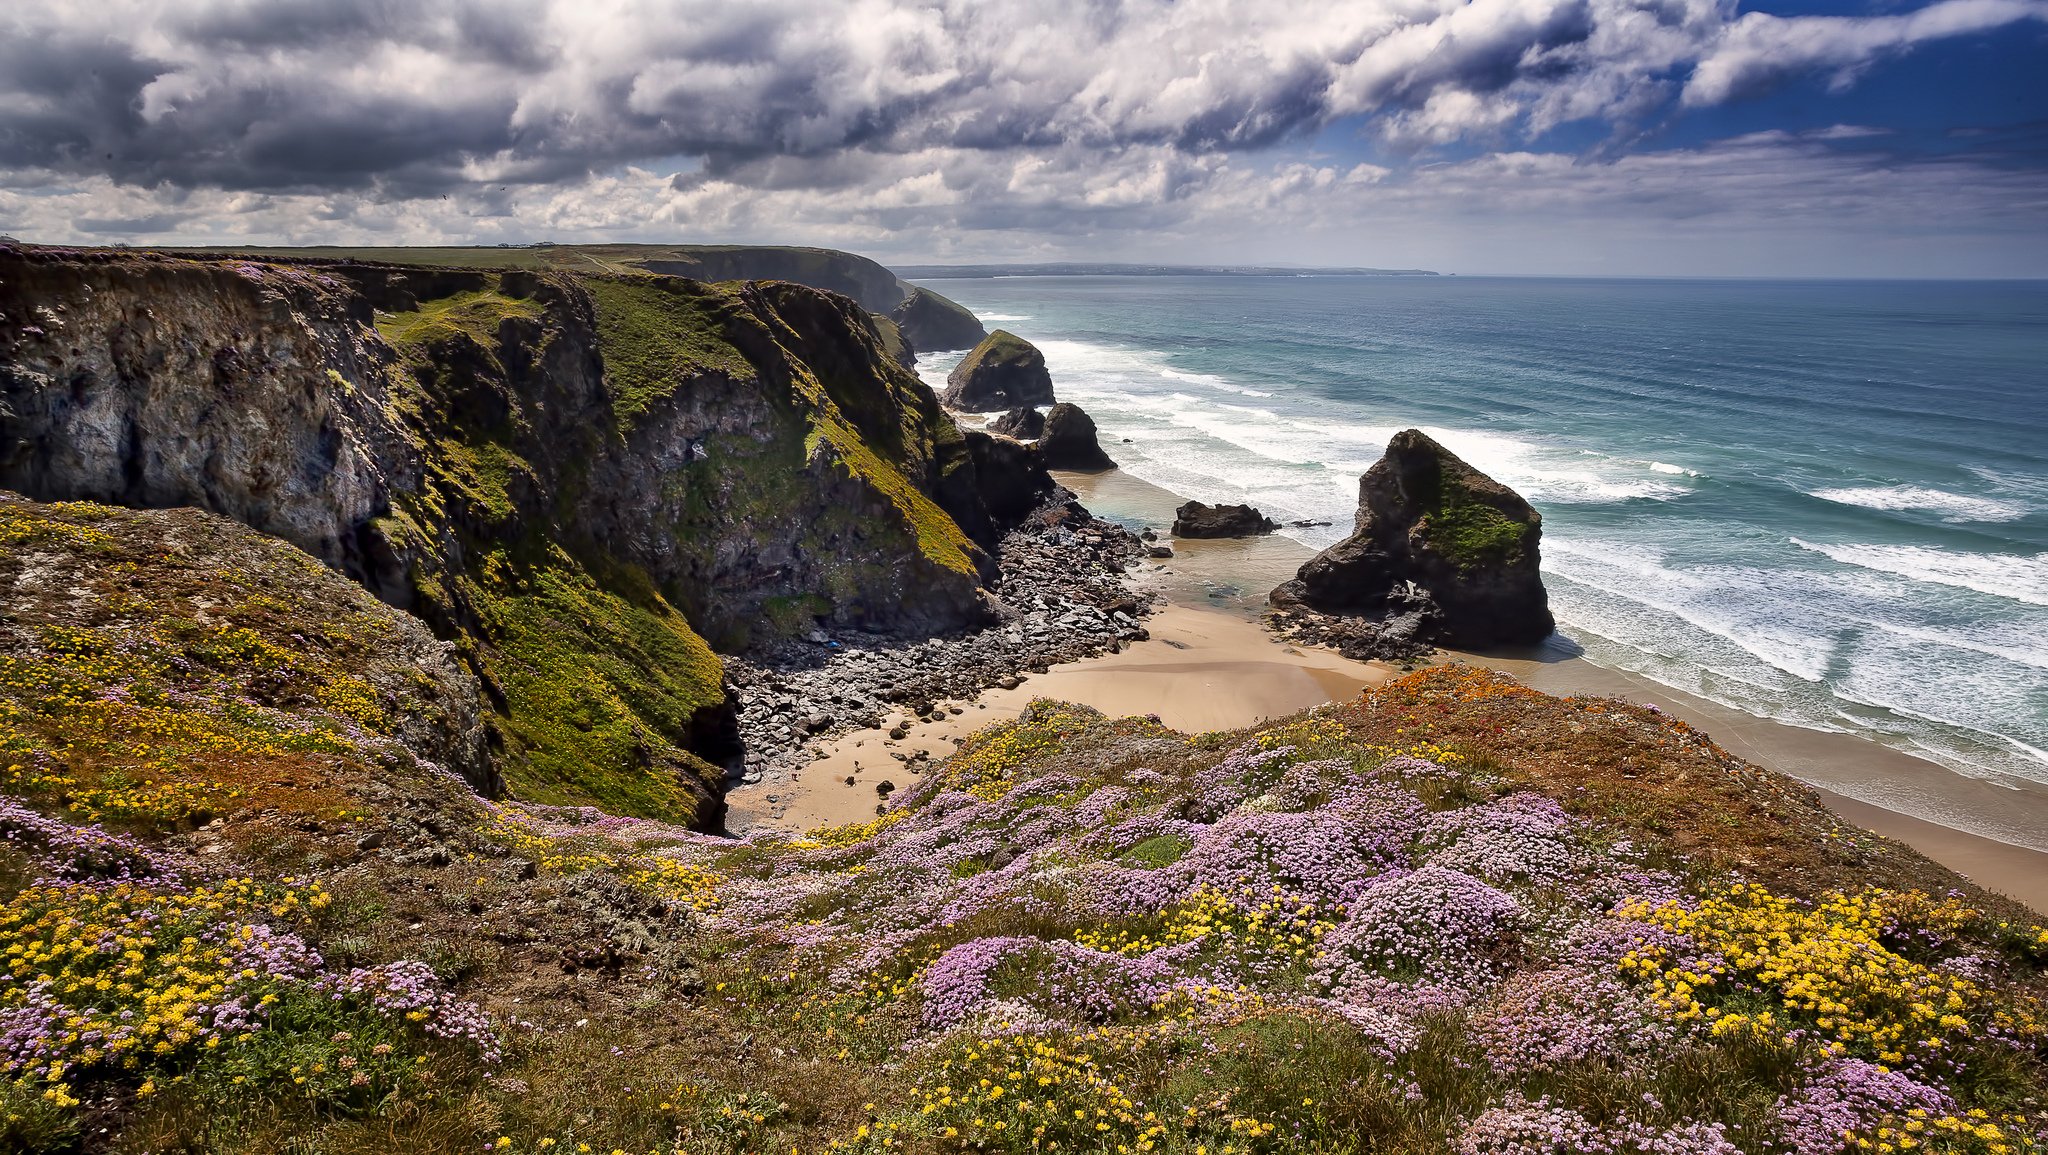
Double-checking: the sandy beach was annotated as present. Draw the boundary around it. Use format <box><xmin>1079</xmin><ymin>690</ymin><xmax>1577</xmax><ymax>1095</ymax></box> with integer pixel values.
<box><xmin>728</xmin><ymin>466</ymin><xmax>2048</xmax><ymax>913</ymax></box>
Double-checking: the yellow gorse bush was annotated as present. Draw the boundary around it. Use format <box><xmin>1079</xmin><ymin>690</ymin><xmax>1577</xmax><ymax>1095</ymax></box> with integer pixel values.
<box><xmin>1617</xmin><ymin>884</ymin><xmax>2041</xmax><ymax>1065</ymax></box>
<box><xmin>1073</xmin><ymin>887</ymin><xmax>1335</xmax><ymax>962</ymax></box>
<box><xmin>0</xmin><ymin>878</ymin><xmax>330</xmax><ymax>1101</ymax></box>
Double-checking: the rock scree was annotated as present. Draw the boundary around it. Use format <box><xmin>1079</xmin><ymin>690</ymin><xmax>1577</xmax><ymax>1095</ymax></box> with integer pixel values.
<box><xmin>1270</xmin><ymin>427</ymin><xmax>1554</xmax><ymax>648</ymax></box>
<box><xmin>942</xmin><ymin>329</ymin><xmax>1055</xmax><ymax>412</ymax></box>
<box><xmin>1172</xmin><ymin>500</ymin><xmax>1279</xmax><ymax>538</ymax></box>
<box><xmin>1038</xmin><ymin>402</ymin><xmax>1116</xmax><ymax>471</ymax></box>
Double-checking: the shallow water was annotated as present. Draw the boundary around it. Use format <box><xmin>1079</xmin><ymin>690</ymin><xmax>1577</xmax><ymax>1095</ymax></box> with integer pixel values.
<box><xmin>917</xmin><ymin>275</ymin><xmax>2048</xmax><ymax>791</ymax></box>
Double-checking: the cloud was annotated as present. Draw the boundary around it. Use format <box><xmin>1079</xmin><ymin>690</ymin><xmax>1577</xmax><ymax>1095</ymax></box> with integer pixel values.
<box><xmin>1684</xmin><ymin>0</ymin><xmax>2048</xmax><ymax>104</ymax></box>
<box><xmin>5</xmin><ymin>129</ymin><xmax>2042</xmax><ymax>276</ymax></box>
<box><xmin>2</xmin><ymin>0</ymin><xmax>2039</xmax><ymax>200</ymax></box>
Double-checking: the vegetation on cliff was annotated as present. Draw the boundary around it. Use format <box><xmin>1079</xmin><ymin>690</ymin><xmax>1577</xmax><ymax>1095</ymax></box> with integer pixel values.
<box><xmin>5</xmin><ymin>499</ymin><xmax>2042</xmax><ymax>1154</ymax></box>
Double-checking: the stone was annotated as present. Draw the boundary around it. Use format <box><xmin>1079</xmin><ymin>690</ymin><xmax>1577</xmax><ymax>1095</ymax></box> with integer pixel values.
<box><xmin>1171</xmin><ymin>501</ymin><xmax>1279</xmax><ymax>538</ymax></box>
<box><xmin>943</xmin><ymin>330</ymin><xmax>1055</xmax><ymax>412</ymax></box>
<box><xmin>1270</xmin><ymin>428</ymin><xmax>1554</xmax><ymax>648</ymax></box>
<box><xmin>1038</xmin><ymin>403</ymin><xmax>1115</xmax><ymax>471</ymax></box>
<box><xmin>989</xmin><ymin>407</ymin><xmax>1045</xmax><ymax>440</ymax></box>
<box><xmin>1147</xmin><ymin>545</ymin><xmax>1174</xmax><ymax>559</ymax></box>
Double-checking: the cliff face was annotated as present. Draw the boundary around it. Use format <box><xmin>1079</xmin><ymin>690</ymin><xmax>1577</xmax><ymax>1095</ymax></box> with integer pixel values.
<box><xmin>0</xmin><ymin>245</ymin><xmax>1003</xmax><ymax>823</ymax></box>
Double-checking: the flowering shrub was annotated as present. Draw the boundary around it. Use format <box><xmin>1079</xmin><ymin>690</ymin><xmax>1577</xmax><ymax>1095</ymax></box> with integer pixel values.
<box><xmin>1616</xmin><ymin>885</ymin><xmax>2040</xmax><ymax>1064</ymax></box>
<box><xmin>1458</xmin><ymin>1094</ymin><xmax>1740</xmax><ymax>1154</ymax></box>
<box><xmin>0</xmin><ymin>873</ymin><xmax>495</xmax><ymax>1111</ymax></box>
<box><xmin>1313</xmin><ymin>865</ymin><xmax>1525</xmax><ymax>992</ymax></box>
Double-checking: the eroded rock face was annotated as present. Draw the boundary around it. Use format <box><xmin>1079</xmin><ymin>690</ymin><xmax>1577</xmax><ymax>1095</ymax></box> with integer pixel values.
<box><xmin>1173</xmin><ymin>501</ymin><xmax>1279</xmax><ymax>538</ymax></box>
<box><xmin>1270</xmin><ymin>428</ymin><xmax>1553</xmax><ymax>648</ymax></box>
<box><xmin>1039</xmin><ymin>402</ymin><xmax>1115</xmax><ymax>471</ymax></box>
<box><xmin>943</xmin><ymin>330</ymin><xmax>1054</xmax><ymax>412</ymax></box>
<box><xmin>989</xmin><ymin>407</ymin><xmax>1045</xmax><ymax>440</ymax></box>
<box><xmin>890</xmin><ymin>285</ymin><xmax>987</xmax><ymax>352</ymax></box>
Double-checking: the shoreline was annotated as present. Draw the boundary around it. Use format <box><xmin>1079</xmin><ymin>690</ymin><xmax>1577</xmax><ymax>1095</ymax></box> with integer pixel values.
<box><xmin>728</xmin><ymin>465</ymin><xmax>2048</xmax><ymax>914</ymax></box>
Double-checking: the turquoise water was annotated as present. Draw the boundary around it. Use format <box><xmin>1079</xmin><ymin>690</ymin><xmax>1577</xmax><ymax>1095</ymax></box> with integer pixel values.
<box><xmin>913</xmin><ymin>276</ymin><xmax>2048</xmax><ymax>789</ymax></box>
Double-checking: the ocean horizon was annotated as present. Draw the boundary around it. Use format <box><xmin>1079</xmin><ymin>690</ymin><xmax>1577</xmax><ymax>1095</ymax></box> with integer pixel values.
<box><xmin>915</xmin><ymin>274</ymin><xmax>2048</xmax><ymax>797</ymax></box>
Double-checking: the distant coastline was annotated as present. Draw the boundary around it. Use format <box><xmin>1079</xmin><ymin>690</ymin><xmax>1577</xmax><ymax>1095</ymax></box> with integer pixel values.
<box><xmin>896</xmin><ymin>262</ymin><xmax>1439</xmax><ymax>278</ymax></box>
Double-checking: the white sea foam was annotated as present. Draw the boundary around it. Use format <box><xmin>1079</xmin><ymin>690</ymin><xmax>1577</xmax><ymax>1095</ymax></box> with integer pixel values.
<box><xmin>1791</xmin><ymin>539</ymin><xmax>2048</xmax><ymax>607</ymax></box>
<box><xmin>1809</xmin><ymin>485</ymin><xmax>2027</xmax><ymax>523</ymax></box>
<box><xmin>975</xmin><ymin>313</ymin><xmax>1033</xmax><ymax>321</ymax></box>
<box><xmin>1650</xmin><ymin>461</ymin><xmax>1701</xmax><ymax>477</ymax></box>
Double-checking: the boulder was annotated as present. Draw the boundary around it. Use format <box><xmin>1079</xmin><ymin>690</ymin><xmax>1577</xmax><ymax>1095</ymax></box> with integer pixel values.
<box><xmin>1038</xmin><ymin>403</ymin><xmax>1115</xmax><ymax>471</ymax></box>
<box><xmin>1270</xmin><ymin>428</ymin><xmax>1554</xmax><ymax>648</ymax></box>
<box><xmin>1172</xmin><ymin>501</ymin><xmax>1279</xmax><ymax>538</ymax></box>
<box><xmin>890</xmin><ymin>285</ymin><xmax>988</xmax><ymax>352</ymax></box>
<box><xmin>989</xmin><ymin>407</ymin><xmax>1045</xmax><ymax>440</ymax></box>
<box><xmin>943</xmin><ymin>330</ymin><xmax>1055</xmax><ymax>412</ymax></box>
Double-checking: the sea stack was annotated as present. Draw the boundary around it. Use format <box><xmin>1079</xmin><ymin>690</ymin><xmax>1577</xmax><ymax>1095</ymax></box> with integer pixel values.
<box><xmin>943</xmin><ymin>330</ymin><xmax>1055</xmax><ymax>411</ymax></box>
<box><xmin>1271</xmin><ymin>429</ymin><xmax>1553</xmax><ymax>648</ymax></box>
<box><xmin>1173</xmin><ymin>501</ymin><xmax>1279</xmax><ymax>538</ymax></box>
<box><xmin>1038</xmin><ymin>403</ymin><xmax>1115</xmax><ymax>471</ymax></box>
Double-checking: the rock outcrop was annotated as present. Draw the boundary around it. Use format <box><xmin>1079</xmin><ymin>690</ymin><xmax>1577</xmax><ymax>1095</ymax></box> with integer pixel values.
<box><xmin>961</xmin><ymin>429</ymin><xmax>1059</xmax><ymax>527</ymax></box>
<box><xmin>1038</xmin><ymin>402</ymin><xmax>1115</xmax><ymax>471</ymax></box>
<box><xmin>989</xmin><ymin>407</ymin><xmax>1045</xmax><ymax>440</ymax></box>
<box><xmin>890</xmin><ymin>285</ymin><xmax>988</xmax><ymax>352</ymax></box>
<box><xmin>1172</xmin><ymin>501</ymin><xmax>1279</xmax><ymax>538</ymax></box>
<box><xmin>0</xmin><ymin>244</ymin><xmax>1018</xmax><ymax>824</ymax></box>
<box><xmin>943</xmin><ymin>330</ymin><xmax>1054</xmax><ymax>412</ymax></box>
<box><xmin>1270</xmin><ymin>428</ymin><xmax>1554</xmax><ymax>648</ymax></box>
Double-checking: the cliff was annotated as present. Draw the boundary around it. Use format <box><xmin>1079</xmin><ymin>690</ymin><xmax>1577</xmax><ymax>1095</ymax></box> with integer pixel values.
<box><xmin>176</xmin><ymin>242</ymin><xmax>991</xmax><ymax>353</ymax></box>
<box><xmin>0</xmin><ymin>245</ymin><xmax>1011</xmax><ymax>823</ymax></box>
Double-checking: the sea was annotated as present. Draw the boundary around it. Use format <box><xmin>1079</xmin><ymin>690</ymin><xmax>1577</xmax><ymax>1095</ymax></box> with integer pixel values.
<box><xmin>911</xmin><ymin>275</ymin><xmax>2048</xmax><ymax>792</ymax></box>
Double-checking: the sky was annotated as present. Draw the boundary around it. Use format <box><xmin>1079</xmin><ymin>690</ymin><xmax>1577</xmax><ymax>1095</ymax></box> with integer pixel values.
<box><xmin>1</xmin><ymin>0</ymin><xmax>2045</xmax><ymax>276</ymax></box>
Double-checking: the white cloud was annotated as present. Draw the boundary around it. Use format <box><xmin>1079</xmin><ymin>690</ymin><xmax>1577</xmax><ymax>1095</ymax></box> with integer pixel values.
<box><xmin>1685</xmin><ymin>0</ymin><xmax>2048</xmax><ymax>105</ymax></box>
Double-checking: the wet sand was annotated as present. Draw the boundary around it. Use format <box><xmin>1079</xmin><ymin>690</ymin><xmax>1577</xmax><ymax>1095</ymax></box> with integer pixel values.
<box><xmin>727</xmin><ymin>465</ymin><xmax>2048</xmax><ymax>912</ymax></box>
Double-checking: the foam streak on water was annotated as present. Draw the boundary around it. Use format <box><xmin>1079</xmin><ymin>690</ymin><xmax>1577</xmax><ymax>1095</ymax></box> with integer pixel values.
<box><xmin>915</xmin><ymin>275</ymin><xmax>2048</xmax><ymax>788</ymax></box>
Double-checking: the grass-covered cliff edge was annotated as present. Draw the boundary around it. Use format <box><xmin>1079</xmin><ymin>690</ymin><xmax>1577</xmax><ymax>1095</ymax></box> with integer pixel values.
<box><xmin>2</xmin><ymin>492</ymin><xmax>2045</xmax><ymax>1154</ymax></box>
<box><xmin>0</xmin><ymin>245</ymin><xmax>1011</xmax><ymax>826</ymax></box>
